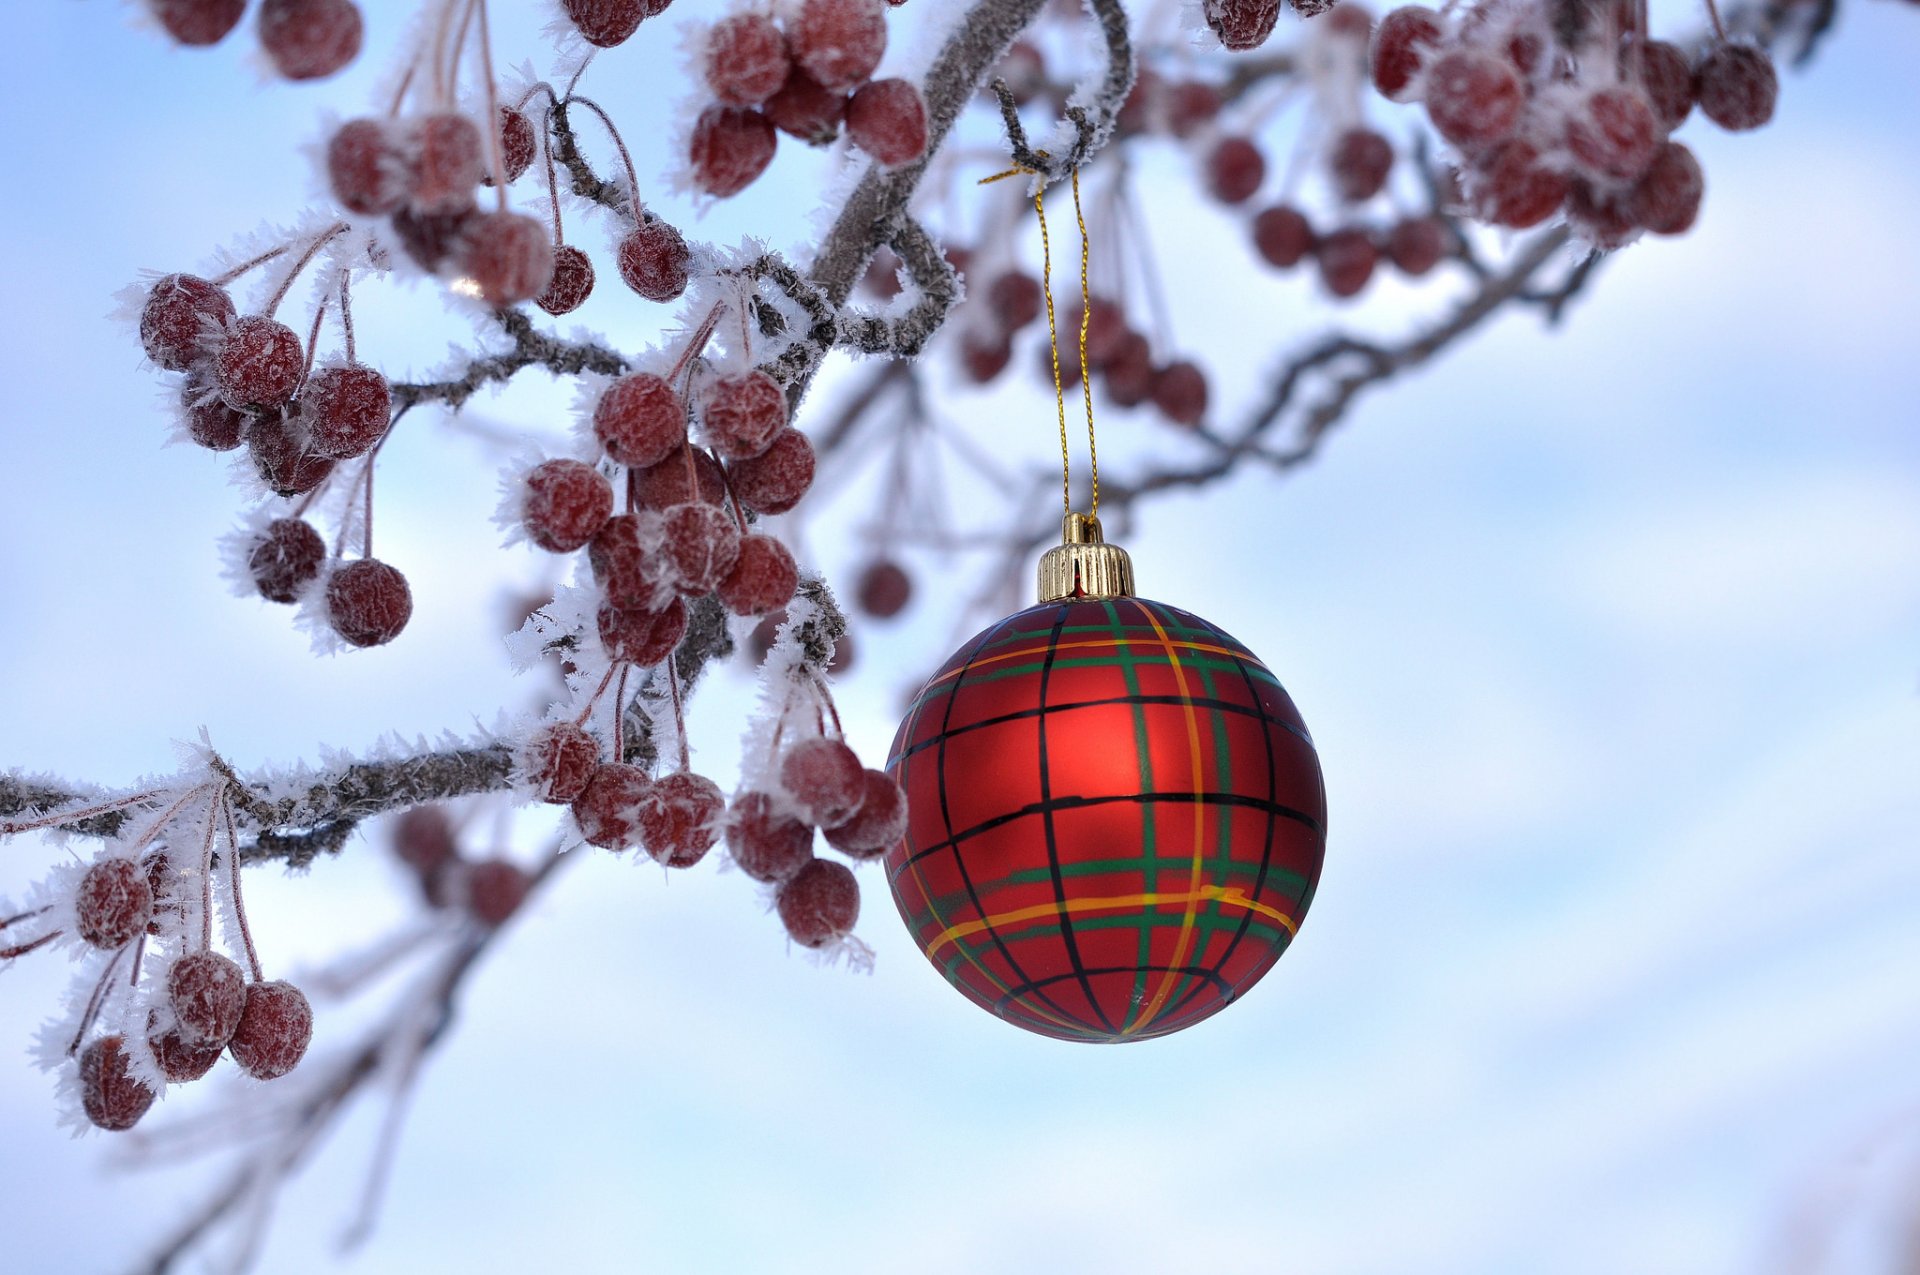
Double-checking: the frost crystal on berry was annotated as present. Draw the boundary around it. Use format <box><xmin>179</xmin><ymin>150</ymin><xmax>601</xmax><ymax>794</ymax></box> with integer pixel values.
<box><xmin>1204</xmin><ymin>0</ymin><xmax>1282</xmax><ymax>50</ymax></box>
<box><xmin>597</xmin><ymin>596</ymin><xmax>689</xmax><ymax>665</ymax></box>
<box><xmin>706</xmin><ymin>14</ymin><xmax>792</xmax><ymax>106</ymax></box>
<box><xmin>141</xmin><ymin>274</ymin><xmax>234</xmax><ymax>371</ymax></box>
<box><xmin>572</xmin><ymin>762</ymin><xmax>653</xmax><ymax>849</ymax></box>
<box><xmin>76</xmin><ymin>858</ymin><xmax>153</xmax><ymax>949</ymax></box>
<box><xmin>726</xmin><ymin>791</ymin><xmax>814</xmax><ymax>884</ymax></box>
<box><xmin>780</xmin><ymin>738</ymin><xmax>865</xmax><ymax>828</ymax></box>
<box><xmin>594</xmin><ymin>373</ymin><xmax>686</xmax><ymax>468</ymax></box>
<box><xmin>524</xmin><ymin>722</ymin><xmax>601</xmax><ymax>803</ymax></box>
<box><xmin>79</xmin><ymin>1036</ymin><xmax>157</xmax><ymax>1131</ymax></box>
<box><xmin>215</xmin><ymin>315</ymin><xmax>305</xmax><ymax>413</ymax></box>
<box><xmin>326</xmin><ymin>558</ymin><xmax>413</xmax><ymax>647</ymax></box>
<box><xmin>659</xmin><ymin>502</ymin><xmax>741</xmax><ymax>596</ymax></box>
<box><xmin>524</xmin><ymin>459</ymin><xmax>614</xmax><ymax>553</ymax></box>
<box><xmin>168</xmin><ymin>951</ymin><xmax>248</xmax><ymax>1047</ymax></box>
<box><xmin>537</xmin><ymin>245</ymin><xmax>596</xmax><ymax>316</ymax></box>
<box><xmin>699</xmin><ymin>369</ymin><xmax>788</xmax><ymax>459</ymax></box>
<box><xmin>776</xmin><ymin>858</ymin><xmax>859</xmax><ymax>948</ymax></box>
<box><xmin>822</xmin><ymin>768</ymin><xmax>907</xmax><ymax>857</ymax></box>
<box><xmin>563</xmin><ymin>0</ymin><xmax>646</xmax><ymax>48</ymax></box>
<box><xmin>728</xmin><ymin>428</ymin><xmax>815</xmax><ymax>515</ymax></box>
<box><xmin>305</xmin><ymin>362</ymin><xmax>391</xmax><ymax>458</ymax></box>
<box><xmin>718</xmin><ymin>534</ymin><xmax>799</xmax><ymax>617</ymax></box>
<box><xmin>228</xmin><ymin>980</ymin><xmax>313</xmax><ymax>1080</ymax></box>
<box><xmin>789</xmin><ymin>0</ymin><xmax>888</xmax><ymax>92</ymax></box>
<box><xmin>846</xmin><ymin>79</ymin><xmax>928</xmax><ymax>168</ymax></box>
<box><xmin>689</xmin><ymin>106</ymin><xmax>778</xmax><ymax>199</ymax></box>
<box><xmin>590</xmin><ymin>513</ymin><xmax>669</xmax><ymax>610</ymax></box>
<box><xmin>617</xmin><ymin>221</ymin><xmax>691</xmax><ymax>302</ymax></box>
<box><xmin>257</xmin><ymin>0</ymin><xmax>363</xmax><ymax>81</ymax></box>
<box><xmin>636</xmin><ymin>771</ymin><xmax>725</xmax><ymax>867</ymax></box>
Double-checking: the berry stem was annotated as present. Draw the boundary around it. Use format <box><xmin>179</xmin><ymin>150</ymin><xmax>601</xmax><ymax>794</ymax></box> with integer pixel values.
<box><xmin>0</xmin><ymin>933</ymin><xmax>58</xmax><ymax>961</ymax></box>
<box><xmin>564</xmin><ymin>95</ymin><xmax>642</xmax><ymax>218</ymax></box>
<box><xmin>302</xmin><ymin>296</ymin><xmax>331</xmax><ymax>382</ymax></box>
<box><xmin>1700</xmin><ymin>0</ymin><xmax>1727</xmax><ymax>41</ymax></box>
<box><xmin>220</xmin><ymin>792</ymin><xmax>264</xmax><ymax>983</ymax></box>
<box><xmin>666</xmin><ymin>658</ymin><xmax>690</xmax><ymax>773</ymax></box>
<box><xmin>471</xmin><ymin>0</ymin><xmax>508</xmax><ymax>215</ymax></box>
<box><xmin>68</xmin><ymin>944</ymin><xmax>129</xmax><ymax>1056</ymax></box>
<box><xmin>540</xmin><ymin>102</ymin><xmax>565</xmax><ymax>244</ymax></box>
<box><xmin>668</xmin><ymin>303</ymin><xmax>727</xmax><ymax>387</ymax></box>
<box><xmin>263</xmin><ymin>223</ymin><xmax>349</xmax><ymax>320</ymax></box>
<box><xmin>128</xmin><ymin>932</ymin><xmax>145</xmax><ymax>986</ymax></box>
<box><xmin>125</xmin><ymin>783</ymin><xmax>218</xmax><ymax>857</ymax></box>
<box><xmin>713</xmin><ymin>447</ymin><xmax>750</xmax><ymax>534</ymax></box>
<box><xmin>573</xmin><ymin>664</ymin><xmax>620</xmax><ymax>727</ymax></box>
<box><xmin>361</xmin><ymin>455</ymin><xmax>377</xmax><ymax>559</ymax></box>
<box><xmin>808</xmin><ymin>669</ymin><xmax>846</xmax><ymax>738</ymax></box>
<box><xmin>211</xmin><ymin>244</ymin><xmax>291</xmax><ymax>288</ymax></box>
<box><xmin>612</xmin><ymin>665</ymin><xmax>630</xmax><ymax>761</ymax></box>
<box><xmin>387</xmin><ymin>56</ymin><xmax>420</xmax><ymax>118</ymax></box>
<box><xmin>0</xmin><ymin>904</ymin><xmax>51</xmax><ymax>932</ymax></box>
<box><xmin>339</xmin><ymin>271</ymin><xmax>357</xmax><ymax>363</ymax></box>
<box><xmin>442</xmin><ymin>0</ymin><xmax>478</xmax><ymax>108</ymax></box>
<box><xmin>197</xmin><ymin>787</ymin><xmax>221</xmax><ymax>951</ymax></box>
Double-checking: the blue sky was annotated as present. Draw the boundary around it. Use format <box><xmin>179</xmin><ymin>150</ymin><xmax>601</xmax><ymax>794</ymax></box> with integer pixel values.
<box><xmin>1</xmin><ymin>3</ymin><xmax>1917</xmax><ymax>1273</ymax></box>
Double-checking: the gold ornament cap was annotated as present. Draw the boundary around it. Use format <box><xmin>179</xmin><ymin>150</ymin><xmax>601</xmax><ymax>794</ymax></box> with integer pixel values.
<box><xmin>1038</xmin><ymin>513</ymin><xmax>1135</xmax><ymax>602</ymax></box>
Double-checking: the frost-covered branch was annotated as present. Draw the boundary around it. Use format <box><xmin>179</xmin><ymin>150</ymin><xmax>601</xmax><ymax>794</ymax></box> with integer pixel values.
<box><xmin>389</xmin><ymin>309</ymin><xmax>628</xmax><ymax>414</ymax></box>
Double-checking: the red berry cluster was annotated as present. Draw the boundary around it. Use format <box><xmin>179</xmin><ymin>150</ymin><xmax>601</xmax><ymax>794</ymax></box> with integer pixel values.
<box><xmin>49</xmin><ymin>845</ymin><xmax>313</xmax><ymax>1132</ymax></box>
<box><xmin>136</xmin><ymin>257</ymin><xmax>418</xmax><ymax>649</ymax></box>
<box><xmin>327</xmin><ymin>109</ymin><xmax>555</xmax><ymax>305</ymax></box>
<box><xmin>1369</xmin><ymin>3</ymin><xmax>1777</xmax><ymax>245</ymax></box>
<box><xmin>686</xmin><ymin>0</ymin><xmax>928</xmax><ymax>198</ymax></box>
<box><xmin>388</xmin><ymin>805</ymin><xmax>532</xmax><ymax>927</ymax></box>
<box><xmin>147</xmin><ymin>0</ymin><xmax>363</xmax><ymax>80</ymax></box>
<box><xmin>728</xmin><ymin>736</ymin><xmax>908</xmax><ymax>949</ymax></box>
<box><xmin>679</xmin><ymin>0</ymin><xmax>933</xmax><ymax>199</ymax></box>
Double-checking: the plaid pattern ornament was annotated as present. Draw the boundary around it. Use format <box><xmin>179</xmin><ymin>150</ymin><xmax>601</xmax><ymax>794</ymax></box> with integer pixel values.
<box><xmin>884</xmin><ymin>588</ymin><xmax>1326</xmax><ymax>1042</ymax></box>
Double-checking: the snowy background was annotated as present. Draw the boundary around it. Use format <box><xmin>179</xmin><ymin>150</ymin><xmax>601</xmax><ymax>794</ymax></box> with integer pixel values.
<box><xmin>1</xmin><ymin>3</ymin><xmax>1917</xmax><ymax>1273</ymax></box>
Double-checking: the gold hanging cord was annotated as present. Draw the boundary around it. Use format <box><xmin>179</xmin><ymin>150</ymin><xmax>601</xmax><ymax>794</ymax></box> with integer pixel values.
<box><xmin>980</xmin><ymin>156</ymin><xmax>1099</xmax><ymax>520</ymax></box>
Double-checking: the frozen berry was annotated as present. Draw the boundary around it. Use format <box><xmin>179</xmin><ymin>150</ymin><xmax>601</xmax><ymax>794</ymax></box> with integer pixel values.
<box><xmin>1474</xmin><ymin>138</ymin><xmax>1569</xmax><ymax>229</ymax></box>
<box><xmin>1565</xmin><ymin>177</ymin><xmax>1637</xmax><ymax>250</ymax></box>
<box><xmin>1425</xmin><ymin>50</ymin><xmax>1524</xmax><ymax>146</ymax></box>
<box><xmin>180</xmin><ymin>379</ymin><xmax>248</xmax><ymax>450</ymax></box>
<box><xmin>141</xmin><ymin>274</ymin><xmax>234</xmax><ymax>371</ymax></box>
<box><xmin>456</xmin><ymin>210</ymin><xmax>555</xmax><ymax>306</ymax></box>
<box><xmin>563</xmin><ymin>0</ymin><xmax>645</xmax><ymax>47</ymax></box>
<box><xmin>822</xmin><ymin>768</ymin><xmax>907</xmax><ymax>857</ymax></box>
<box><xmin>151</xmin><ymin>0</ymin><xmax>246</xmax><ymax>45</ymax></box>
<box><xmin>1317</xmin><ymin>226</ymin><xmax>1378</xmax><ymax>298</ymax></box>
<box><xmin>1623</xmin><ymin>37</ymin><xmax>1694</xmax><ymax>130</ymax></box>
<box><xmin>304</xmin><ymin>362</ymin><xmax>390</xmax><ymax>458</ymax></box>
<box><xmin>726</xmin><ymin>791</ymin><xmax>814</xmax><ymax>883</ymax></box>
<box><xmin>1164</xmin><ymin>81</ymin><xmax>1222</xmax><ymax>138</ymax></box>
<box><xmin>1252</xmin><ymin>205</ymin><xmax>1314</xmax><ymax>268</ymax></box>
<box><xmin>700</xmin><ymin>369</ymin><xmax>788</xmax><ymax>459</ymax></box>
<box><xmin>635</xmin><ymin>446</ymin><xmax>726</xmax><ymax>510</ymax></box>
<box><xmin>326</xmin><ymin>558</ymin><xmax>412</xmax><ymax>647</ymax></box>
<box><xmin>167</xmin><ymin>951</ymin><xmax>247</xmax><ymax>1047</ymax></box>
<box><xmin>227</xmin><ymin>980</ymin><xmax>312</xmax><ymax>1080</ymax></box>
<box><xmin>707</xmin><ymin>13</ymin><xmax>792</xmax><ymax>106</ymax></box>
<box><xmin>465</xmin><ymin>860</ymin><xmax>529</xmax><ymax>927</ymax></box>
<box><xmin>1386</xmin><ymin>216</ymin><xmax>1447</xmax><ymax>274</ymax></box>
<box><xmin>718</xmin><ymin>534</ymin><xmax>798</xmax><ymax>617</ymax></box>
<box><xmin>1695</xmin><ymin>44</ymin><xmax>1776</xmax><ymax>131</ymax></box>
<box><xmin>1565</xmin><ymin>87</ymin><xmax>1659</xmax><ymax>182</ymax></box>
<box><xmin>728</xmin><ymin>428</ymin><xmax>815</xmax><ymax>515</ymax></box>
<box><xmin>572</xmin><ymin>762</ymin><xmax>652</xmax><ymax>849</ymax></box>
<box><xmin>537</xmin><ymin>245</ymin><xmax>595</xmax><ymax>316</ymax></box>
<box><xmin>1628</xmin><ymin>140</ymin><xmax>1704</xmax><ymax>236</ymax></box>
<box><xmin>524</xmin><ymin>722</ymin><xmax>600</xmax><ymax>803</ymax></box>
<box><xmin>597</xmin><ymin>596</ymin><xmax>689</xmax><ymax>665</ymax></box>
<box><xmin>76</xmin><ymin>859</ymin><xmax>152</xmax><ymax>949</ymax></box>
<box><xmin>617</xmin><ymin>220</ymin><xmax>690</xmax><ymax>302</ymax></box>
<box><xmin>1369</xmin><ymin>5</ymin><xmax>1442</xmax><ymax>100</ymax></box>
<box><xmin>393</xmin><ymin>805</ymin><xmax>457</xmax><ymax>878</ymax></box>
<box><xmin>327</xmin><ymin>118</ymin><xmax>408</xmax><ymax>216</ymax></box>
<box><xmin>959</xmin><ymin>329</ymin><xmax>1012</xmax><ymax>383</ymax></box>
<box><xmin>257</xmin><ymin>0</ymin><xmax>362</xmax><ymax>81</ymax></box>
<box><xmin>856</xmin><ymin>559</ymin><xmax>910</xmax><ymax>618</ymax></box>
<box><xmin>1206</xmin><ymin>136</ymin><xmax>1267</xmax><ymax>205</ymax></box>
<box><xmin>408</xmin><ymin>111</ymin><xmax>485</xmax><ymax>215</ymax></box>
<box><xmin>248</xmin><ymin>411</ymin><xmax>336</xmax><ymax>497</ymax></box>
<box><xmin>1330</xmin><ymin>128</ymin><xmax>1394</xmax><ymax>202</ymax></box>
<box><xmin>483</xmin><ymin>106</ymin><xmax>537</xmax><ymax>186</ymax></box>
<box><xmin>214</xmin><ymin>315</ymin><xmax>304</xmax><ymax>413</ymax></box>
<box><xmin>846</xmin><ymin>78</ymin><xmax>928</xmax><ymax>168</ymax></box>
<box><xmin>1103</xmin><ymin>334</ymin><xmax>1156</xmax><ymax>409</ymax></box>
<box><xmin>780</xmin><ymin>737</ymin><xmax>865</xmax><ymax>827</ymax></box>
<box><xmin>389</xmin><ymin>206</ymin><xmax>477</xmax><ymax>272</ymax></box>
<box><xmin>149</xmin><ymin>1014</ymin><xmax>223</xmax><ymax>1083</ymax></box>
<box><xmin>78</xmin><ymin>1036</ymin><xmax>155</xmax><ymax>1131</ymax></box>
<box><xmin>1324</xmin><ymin>2</ymin><xmax>1374</xmax><ymax>40</ymax></box>
<box><xmin>659</xmin><ymin>502</ymin><xmax>741</xmax><ymax>595</ymax></box>
<box><xmin>524</xmin><ymin>458</ymin><xmax>614</xmax><ymax>553</ymax></box>
<box><xmin>1205</xmin><ymin>0</ymin><xmax>1282</xmax><ymax>49</ymax></box>
<box><xmin>776</xmin><ymin>857</ymin><xmax>859</xmax><ymax>948</ymax></box>
<box><xmin>248</xmin><ymin>517</ymin><xmax>326</xmax><ymax>603</ymax></box>
<box><xmin>986</xmin><ymin>272</ymin><xmax>1043</xmax><ymax>333</ymax></box>
<box><xmin>595</xmin><ymin>373</ymin><xmax>685</xmax><ymax>468</ymax></box>
<box><xmin>765</xmin><ymin>69</ymin><xmax>848</xmax><ymax>144</ymax></box>
<box><xmin>689</xmin><ymin>106</ymin><xmax>777</xmax><ymax>198</ymax></box>
<box><xmin>1152</xmin><ymin>360</ymin><xmax>1208</xmax><ymax>427</ymax></box>
<box><xmin>589</xmin><ymin>513</ymin><xmax>667</xmax><ymax>610</ymax></box>
<box><xmin>636</xmin><ymin>771</ymin><xmax>725</xmax><ymax>867</ymax></box>
<box><xmin>790</xmin><ymin>0</ymin><xmax>887</xmax><ymax>92</ymax></box>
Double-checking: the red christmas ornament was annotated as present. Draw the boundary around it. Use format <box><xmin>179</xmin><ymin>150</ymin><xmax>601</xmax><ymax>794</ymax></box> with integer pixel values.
<box><xmin>884</xmin><ymin>515</ymin><xmax>1326</xmax><ymax>1042</ymax></box>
